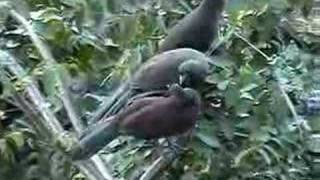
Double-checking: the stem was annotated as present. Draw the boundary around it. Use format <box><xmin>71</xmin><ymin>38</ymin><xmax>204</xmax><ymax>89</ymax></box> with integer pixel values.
<box><xmin>1</xmin><ymin>50</ymin><xmax>64</xmax><ymax>134</ymax></box>
<box><xmin>234</xmin><ymin>32</ymin><xmax>272</xmax><ymax>61</ymax></box>
<box><xmin>139</xmin><ymin>152</ymin><xmax>176</xmax><ymax>180</ymax></box>
<box><xmin>277</xmin><ymin>81</ymin><xmax>300</xmax><ymax>124</ymax></box>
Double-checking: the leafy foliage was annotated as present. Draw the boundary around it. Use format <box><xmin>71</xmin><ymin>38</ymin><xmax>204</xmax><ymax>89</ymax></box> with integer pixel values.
<box><xmin>1</xmin><ymin>0</ymin><xmax>320</xmax><ymax>179</ymax></box>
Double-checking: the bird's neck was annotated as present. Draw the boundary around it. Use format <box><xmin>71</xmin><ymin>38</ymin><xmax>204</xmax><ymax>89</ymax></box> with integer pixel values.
<box><xmin>198</xmin><ymin>0</ymin><xmax>224</xmax><ymax>15</ymax></box>
<box><xmin>172</xmin><ymin>94</ymin><xmax>191</xmax><ymax>107</ymax></box>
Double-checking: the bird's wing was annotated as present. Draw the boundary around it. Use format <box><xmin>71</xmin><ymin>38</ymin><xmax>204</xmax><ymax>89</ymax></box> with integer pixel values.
<box><xmin>118</xmin><ymin>96</ymin><xmax>166</xmax><ymax>120</ymax></box>
<box><xmin>118</xmin><ymin>97</ymin><xmax>189</xmax><ymax>139</ymax></box>
<box><xmin>90</xmin><ymin>81</ymin><xmax>130</xmax><ymax>123</ymax></box>
<box><xmin>126</xmin><ymin>90</ymin><xmax>169</xmax><ymax>107</ymax></box>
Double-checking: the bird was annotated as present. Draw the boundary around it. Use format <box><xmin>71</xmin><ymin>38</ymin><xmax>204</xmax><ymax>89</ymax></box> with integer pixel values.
<box><xmin>158</xmin><ymin>0</ymin><xmax>226</xmax><ymax>53</ymax></box>
<box><xmin>71</xmin><ymin>84</ymin><xmax>201</xmax><ymax>160</ymax></box>
<box><xmin>89</xmin><ymin>48</ymin><xmax>210</xmax><ymax>123</ymax></box>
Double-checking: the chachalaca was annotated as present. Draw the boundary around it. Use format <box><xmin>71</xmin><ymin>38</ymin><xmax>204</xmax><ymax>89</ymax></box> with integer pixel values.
<box><xmin>158</xmin><ymin>0</ymin><xmax>226</xmax><ymax>53</ymax></box>
<box><xmin>71</xmin><ymin>84</ymin><xmax>201</xmax><ymax>160</ymax></box>
<box><xmin>90</xmin><ymin>48</ymin><xmax>210</xmax><ymax>123</ymax></box>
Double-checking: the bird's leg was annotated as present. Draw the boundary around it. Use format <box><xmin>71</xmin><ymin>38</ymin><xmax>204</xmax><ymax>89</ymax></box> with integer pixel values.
<box><xmin>139</xmin><ymin>139</ymin><xmax>164</xmax><ymax>157</ymax></box>
<box><xmin>165</xmin><ymin>138</ymin><xmax>185</xmax><ymax>154</ymax></box>
<box><xmin>142</xmin><ymin>139</ymin><xmax>158</xmax><ymax>148</ymax></box>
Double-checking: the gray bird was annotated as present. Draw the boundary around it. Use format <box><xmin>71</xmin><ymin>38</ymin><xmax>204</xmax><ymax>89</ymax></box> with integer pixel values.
<box><xmin>90</xmin><ymin>48</ymin><xmax>210</xmax><ymax>123</ymax></box>
<box><xmin>158</xmin><ymin>0</ymin><xmax>226</xmax><ymax>53</ymax></box>
<box><xmin>71</xmin><ymin>84</ymin><xmax>201</xmax><ymax>160</ymax></box>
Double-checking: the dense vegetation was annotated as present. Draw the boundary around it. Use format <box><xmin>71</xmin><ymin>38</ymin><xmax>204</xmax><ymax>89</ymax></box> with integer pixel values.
<box><xmin>0</xmin><ymin>0</ymin><xmax>320</xmax><ymax>179</ymax></box>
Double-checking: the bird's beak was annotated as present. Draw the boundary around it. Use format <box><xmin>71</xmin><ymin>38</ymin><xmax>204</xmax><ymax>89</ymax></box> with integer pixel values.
<box><xmin>179</xmin><ymin>74</ymin><xmax>187</xmax><ymax>85</ymax></box>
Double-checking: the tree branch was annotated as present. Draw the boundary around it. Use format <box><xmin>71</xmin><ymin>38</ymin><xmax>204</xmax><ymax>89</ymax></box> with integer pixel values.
<box><xmin>1</xmin><ymin>50</ymin><xmax>116</xmax><ymax>179</ymax></box>
<box><xmin>9</xmin><ymin>9</ymin><xmax>85</xmax><ymax>133</ymax></box>
<box><xmin>138</xmin><ymin>138</ymin><xmax>187</xmax><ymax>180</ymax></box>
<box><xmin>139</xmin><ymin>151</ymin><xmax>177</xmax><ymax>180</ymax></box>
<box><xmin>0</xmin><ymin>4</ymin><xmax>115</xmax><ymax>179</ymax></box>
<box><xmin>1</xmin><ymin>50</ymin><xmax>64</xmax><ymax>134</ymax></box>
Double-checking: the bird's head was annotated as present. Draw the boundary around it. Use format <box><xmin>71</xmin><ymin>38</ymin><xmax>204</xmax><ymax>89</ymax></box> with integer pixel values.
<box><xmin>169</xmin><ymin>84</ymin><xmax>201</xmax><ymax>106</ymax></box>
<box><xmin>178</xmin><ymin>59</ymin><xmax>210</xmax><ymax>87</ymax></box>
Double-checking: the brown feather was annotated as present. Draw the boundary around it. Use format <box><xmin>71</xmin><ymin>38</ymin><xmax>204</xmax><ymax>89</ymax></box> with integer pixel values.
<box><xmin>117</xmin><ymin>85</ymin><xmax>201</xmax><ymax>139</ymax></box>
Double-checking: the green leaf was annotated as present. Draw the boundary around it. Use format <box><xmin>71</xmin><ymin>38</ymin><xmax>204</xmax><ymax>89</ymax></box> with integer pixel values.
<box><xmin>217</xmin><ymin>80</ymin><xmax>230</xmax><ymax>91</ymax></box>
<box><xmin>0</xmin><ymin>139</ymin><xmax>15</xmax><ymax>163</ymax></box>
<box><xmin>225</xmin><ymin>84</ymin><xmax>241</xmax><ymax>108</ymax></box>
<box><xmin>5</xmin><ymin>132</ymin><xmax>25</xmax><ymax>149</ymax></box>
<box><xmin>263</xmin><ymin>144</ymin><xmax>281</xmax><ymax>162</ymax></box>
<box><xmin>196</xmin><ymin>132</ymin><xmax>220</xmax><ymax>149</ymax></box>
<box><xmin>240</xmin><ymin>83</ymin><xmax>259</xmax><ymax>92</ymax></box>
<box><xmin>234</xmin><ymin>146</ymin><xmax>257</xmax><ymax>167</ymax></box>
<box><xmin>257</xmin><ymin>149</ymin><xmax>272</xmax><ymax>165</ymax></box>
<box><xmin>240</xmin><ymin>92</ymin><xmax>254</xmax><ymax>100</ymax></box>
<box><xmin>72</xmin><ymin>173</ymin><xmax>86</xmax><ymax>180</ymax></box>
<box><xmin>307</xmin><ymin>134</ymin><xmax>320</xmax><ymax>153</ymax></box>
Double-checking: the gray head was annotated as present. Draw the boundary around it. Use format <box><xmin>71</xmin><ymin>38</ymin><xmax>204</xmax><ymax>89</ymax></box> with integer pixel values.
<box><xmin>169</xmin><ymin>84</ymin><xmax>201</xmax><ymax>106</ymax></box>
<box><xmin>178</xmin><ymin>59</ymin><xmax>210</xmax><ymax>87</ymax></box>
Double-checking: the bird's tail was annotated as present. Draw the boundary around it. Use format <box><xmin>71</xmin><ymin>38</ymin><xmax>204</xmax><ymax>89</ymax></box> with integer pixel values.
<box><xmin>89</xmin><ymin>82</ymin><xmax>131</xmax><ymax>123</ymax></box>
<box><xmin>71</xmin><ymin>116</ymin><xmax>120</xmax><ymax>160</ymax></box>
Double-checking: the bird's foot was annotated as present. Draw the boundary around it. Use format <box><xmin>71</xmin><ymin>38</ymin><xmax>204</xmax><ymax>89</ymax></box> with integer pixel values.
<box><xmin>142</xmin><ymin>140</ymin><xmax>158</xmax><ymax>148</ymax></box>
<box><xmin>164</xmin><ymin>138</ymin><xmax>185</xmax><ymax>156</ymax></box>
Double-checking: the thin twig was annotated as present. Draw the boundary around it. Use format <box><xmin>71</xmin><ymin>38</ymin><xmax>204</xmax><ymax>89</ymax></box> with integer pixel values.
<box><xmin>234</xmin><ymin>32</ymin><xmax>272</xmax><ymax>61</ymax></box>
<box><xmin>91</xmin><ymin>155</ymin><xmax>115</xmax><ymax>180</ymax></box>
<box><xmin>277</xmin><ymin>82</ymin><xmax>300</xmax><ymax>123</ymax></box>
<box><xmin>178</xmin><ymin>0</ymin><xmax>192</xmax><ymax>12</ymax></box>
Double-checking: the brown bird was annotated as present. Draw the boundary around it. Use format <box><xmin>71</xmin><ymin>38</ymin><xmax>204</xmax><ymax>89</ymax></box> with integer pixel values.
<box><xmin>158</xmin><ymin>0</ymin><xmax>226</xmax><ymax>53</ymax></box>
<box><xmin>90</xmin><ymin>48</ymin><xmax>210</xmax><ymax>123</ymax></box>
<box><xmin>71</xmin><ymin>84</ymin><xmax>201</xmax><ymax>160</ymax></box>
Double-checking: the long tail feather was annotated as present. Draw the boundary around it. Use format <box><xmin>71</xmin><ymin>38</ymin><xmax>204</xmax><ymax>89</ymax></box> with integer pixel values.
<box><xmin>71</xmin><ymin>117</ymin><xmax>119</xmax><ymax>160</ymax></box>
<box><xmin>89</xmin><ymin>82</ymin><xmax>130</xmax><ymax>123</ymax></box>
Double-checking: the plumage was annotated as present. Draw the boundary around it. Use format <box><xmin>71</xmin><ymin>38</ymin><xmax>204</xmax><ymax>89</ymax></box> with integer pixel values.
<box><xmin>119</xmin><ymin>84</ymin><xmax>201</xmax><ymax>139</ymax></box>
<box><xmin>158</xmin><ymin>0</ymin><xmax>226</xmax><ymax>53</ymax></box>
<box><xmin>90</xmin><ymin>48</ymin><xmax>210</xmax><ymax>123</ymax></box>
<box><xmin>71</xmin><ymin>84</ymin><xmax>201</xmax><ymax>160</ymax></box>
